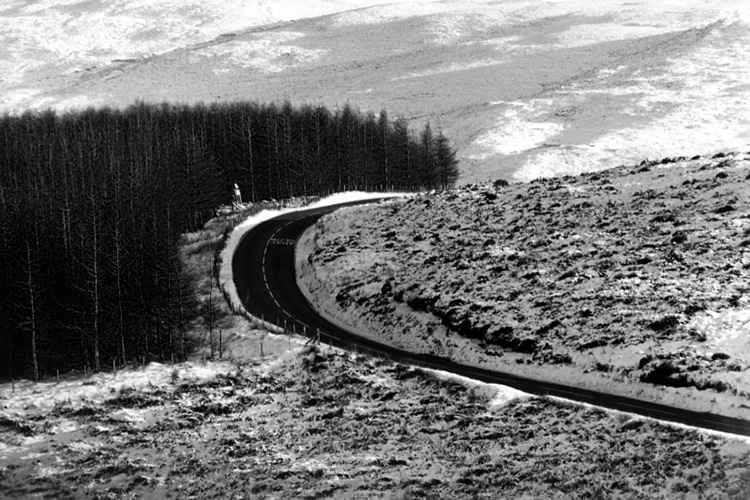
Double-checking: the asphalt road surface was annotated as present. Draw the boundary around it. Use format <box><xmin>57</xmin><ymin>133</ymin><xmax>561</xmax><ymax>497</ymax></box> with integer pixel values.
<box><xmin>232</xmin><ymin>201</ymin><xmax>750</xmax><ymax>438</ymax></box>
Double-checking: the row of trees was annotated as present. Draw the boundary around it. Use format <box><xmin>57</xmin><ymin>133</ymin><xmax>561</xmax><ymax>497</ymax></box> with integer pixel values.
<box><xmin>0</xmin><ymin>101</ymin><xmax>459</xmax><ymax>380</ymax></box>
<box><xmin>177</xmin><ymin>100</ymin><xmax>459</xmax><ymax>200</ymax></box>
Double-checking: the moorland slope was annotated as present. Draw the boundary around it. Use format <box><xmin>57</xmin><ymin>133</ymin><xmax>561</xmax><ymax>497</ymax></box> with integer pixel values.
<box><xmin>298</xmin><ymin>152</ymin><xmax>750</xmax><ymax>419</ymax></box>
<box><xmin>3</xmin><ymin>0</ymin><xmax>750</xmax><ymax>182</ymax></box>
<box><xmin>2</xmin><ymin>344</ymin><xmax>749</xmax><ymax>498</ymax></box>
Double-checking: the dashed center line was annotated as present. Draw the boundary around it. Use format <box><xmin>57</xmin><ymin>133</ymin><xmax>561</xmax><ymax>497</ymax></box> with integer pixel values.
<box><xmin>260</xmin><ymin>220</ymin><xmax>302</xmax><ymax>327</ymax></box>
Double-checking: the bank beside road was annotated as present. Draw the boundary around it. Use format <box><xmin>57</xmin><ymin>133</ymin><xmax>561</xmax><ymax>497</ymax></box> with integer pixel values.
<box><xmin>229</xmin><ymin>189</ymin><xmax>750</xmax><ymax>437</ymax></box>
<box><xmin>296</xmin><ymin>154</ymin><xmax>750</xmax><ymax>428</ymax></box>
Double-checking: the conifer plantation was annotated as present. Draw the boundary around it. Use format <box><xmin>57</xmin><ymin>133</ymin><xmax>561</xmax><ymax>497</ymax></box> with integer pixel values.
<box><xmin>0</xmin><ymin>101</ymin><xmax>459</xmax><ymax>380</ymax></box>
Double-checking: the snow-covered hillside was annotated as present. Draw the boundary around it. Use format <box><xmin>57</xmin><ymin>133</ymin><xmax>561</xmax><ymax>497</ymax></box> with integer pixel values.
<box><xmin>297</xmin><ymin>152</ymin><xmax>750</xmax><ymax>420</ymax></box>
<box><xmin>0</xmin><ymin>0</ymin><xmax>392</xmax><ymax>109</ymax></box>
<box><xmin>2</xmin><ymin>0</ymin><xmax>750</xmax><ymax>182</ymax></box>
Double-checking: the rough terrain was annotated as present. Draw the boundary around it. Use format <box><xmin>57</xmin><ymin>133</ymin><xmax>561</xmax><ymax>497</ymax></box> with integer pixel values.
<box><xmin>3</xmin><ymin>196</ymin><xmax>750</xmax><ymax>499</ymax></box>
<box><xmin>298</xmin><ymin>152</ymin><xmax>750</xmax><ymax>420</ymax></box>
<box><xmin>2</xmin><ymin>344</ymin><xmax>750</xmax><ymax>499</ymax></box>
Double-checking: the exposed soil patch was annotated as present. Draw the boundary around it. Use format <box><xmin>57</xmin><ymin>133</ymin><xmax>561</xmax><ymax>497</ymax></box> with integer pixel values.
<box><xmin>298</xmin><ymin>153</ymin><xmax>750</xmax><ymax>419</ymax></box>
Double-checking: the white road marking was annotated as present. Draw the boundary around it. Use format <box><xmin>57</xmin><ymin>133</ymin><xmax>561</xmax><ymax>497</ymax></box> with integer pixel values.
<box><xmin>260</xmin><ymin>219</ymin><xmax>314</xmax><ymax>333</ymax></box>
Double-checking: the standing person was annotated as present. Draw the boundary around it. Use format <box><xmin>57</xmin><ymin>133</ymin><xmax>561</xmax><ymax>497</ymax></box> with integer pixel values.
<box><xmin>232</xmin><ymin>183</ymin><xmax>242</xmax><ymax>210</ymax></box>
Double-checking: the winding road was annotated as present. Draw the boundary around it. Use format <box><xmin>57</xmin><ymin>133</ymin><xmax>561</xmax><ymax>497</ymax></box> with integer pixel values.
<box><xmin>232</xmin><ymin>201</ymin><xmax>750</xmax><ymax>438</ymax></box>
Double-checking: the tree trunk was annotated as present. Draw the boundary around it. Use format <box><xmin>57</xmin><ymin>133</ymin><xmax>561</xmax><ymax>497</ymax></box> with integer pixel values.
<box><xmin>91</xmin><ymin>193</ymin><xmax>101</xmax><ymax>373</ymax></box>
<box><xmin>246</xmin><ymin>123</ymin><xmax>257</xmax><ymax>202</ymax></box>
<box><xmin>24</xmin><ymin>239</ymin><xmax>39</xmax><ymax>381</ymax></box>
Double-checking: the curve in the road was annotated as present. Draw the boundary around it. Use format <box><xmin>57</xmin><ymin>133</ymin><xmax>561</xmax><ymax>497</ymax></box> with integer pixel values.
<box><xmin>232</xmin><ymin>201</ymin><xmax>750</xmax><ymax>438</ymax></box>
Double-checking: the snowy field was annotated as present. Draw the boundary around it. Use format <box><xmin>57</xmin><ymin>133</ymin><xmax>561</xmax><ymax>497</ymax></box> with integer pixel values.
<box><xmin>2</xmin><ymin>0</ymin><xmax>749</xmax><ymax>182</ymax></box>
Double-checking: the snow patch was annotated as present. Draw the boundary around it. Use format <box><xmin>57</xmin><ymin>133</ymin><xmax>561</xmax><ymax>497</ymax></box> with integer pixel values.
<box><xmin>470</xmin><ymin>102</ymin><xmax>565</xmax><ymax>159</ymax></box>
<box><xmin>35</xmin><ymin>463</ymin><xmax>75</xmax><ymax>478</ymax></box>
<box><xmin>35</xmin><ymin>94</ymin><xmax>107</xmax><ymax>113</ymax></box>
<box><xmin>419</xmin><ymin>367</ymin><xmax>528</xmax><ymax>409</ymax></box>
<box><xmin>197</xmin><ymin>32</ymin><xmax>327</xmax><ymax>74</ymax></box>
<box><xmin>393</xmin><ymin>58</ymin><xmax>508</xmax><ymax>81</ymax></box>
<box><xmin>512</xmin><ymin>21</ymin><xmax>750</xmax><ymax>181</ymax></box>
<box><xmin>50</xmin><ymin>419</ymin><xmax>80</xmax><ymax>434</ymax></box>
<box><xmin>66</xmin><ymin>441</ymin><xmax>97</xmax><ymax>453</ymax></box>
<box><xmin>688</xmin><ymin>309</ymin><xmax>750</xmax><ymax>365</ymax></box>
<box><xmin>0</xmin><ymin>88</ymin><xmax>43</xmax><ymax>109</ymax></box>
<box><xmin>110</xmin><ymin>408</ymin><xmax>147</xmax><ymax>423</ymax></box>
<box><xmin>557</xmin><ymin>23</ymin><xmax>674</xmax><ymax>48</ymax></box>
<box><xmin>549</xmin><ymin>396</ymin><xmax>750</xmax><ymax>445</ymax></box>
<box><xmin>0</xmin><ymin>361</ymin><xmax>234</xmax><ymax>416</ymax></box>
<box><xmin>327</xmin><ymin>1</ymin><xmax>452</xmax><ymax>28</ymax></box>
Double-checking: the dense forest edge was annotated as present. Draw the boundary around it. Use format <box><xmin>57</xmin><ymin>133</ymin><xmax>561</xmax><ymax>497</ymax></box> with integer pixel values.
<box><xmin>0</xmin><ymin>101</ymin><xmax>459</xmax><ymax>380</ymax></box>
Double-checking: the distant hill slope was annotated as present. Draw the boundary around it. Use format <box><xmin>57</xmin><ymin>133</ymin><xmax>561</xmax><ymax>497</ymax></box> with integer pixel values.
<box><xmin>2</xmin><ymin>0</ymin><xmax>750</xmax><ymax>183</ymax></box>
<box><xmin>298</xmin><ymin>152</ymin><xmax>750</xmax><ymax>419</ymax></box>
